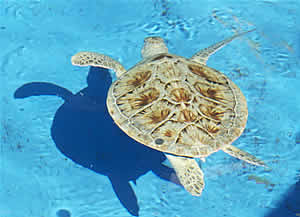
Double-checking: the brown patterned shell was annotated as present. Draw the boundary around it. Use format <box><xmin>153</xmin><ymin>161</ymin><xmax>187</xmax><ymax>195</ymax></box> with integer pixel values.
<box><xmin>106</xmin><ymin>53</ymin><xmax>248</xmax><ymax>158</ymax></box>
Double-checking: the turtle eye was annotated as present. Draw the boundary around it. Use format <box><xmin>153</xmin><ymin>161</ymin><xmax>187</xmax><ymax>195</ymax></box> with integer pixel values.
<box><xmin>155</xmin><ymin>138</ymin><xmax>164</xmax><ymax>145</ymax></box>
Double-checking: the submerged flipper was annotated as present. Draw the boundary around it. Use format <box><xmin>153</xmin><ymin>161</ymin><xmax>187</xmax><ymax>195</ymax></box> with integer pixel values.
<box><xmin>165</xmin><ymin>154</ymin><xmax>204</xmax><ymax>196</ymax></box>
<box><xmin>222</xmin><ymin>144</ymin><xmax>266</xmax><ymax>167</ymax></box>
<box><xmin>190</xmin><ymin>29</ymin><xmax>255</xmax><ymax>65</ymax></box>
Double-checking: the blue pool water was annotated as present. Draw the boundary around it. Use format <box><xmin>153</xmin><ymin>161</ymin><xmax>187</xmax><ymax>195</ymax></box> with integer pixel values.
<box><xmin>1</xmin><ymin>0</ymin><xmax>300</xmax><ymax>217</ymax></box>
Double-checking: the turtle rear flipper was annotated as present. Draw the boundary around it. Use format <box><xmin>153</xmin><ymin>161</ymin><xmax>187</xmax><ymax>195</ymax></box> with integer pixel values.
<box><xmin>166</xmin><ymin>154</ymin><xmax>205</xmax><ymax>196</ymax></box>
<box><xmin>223</xmin><ymin>144</ymin><xmax>266</xmax><ymax>167</ymax></box>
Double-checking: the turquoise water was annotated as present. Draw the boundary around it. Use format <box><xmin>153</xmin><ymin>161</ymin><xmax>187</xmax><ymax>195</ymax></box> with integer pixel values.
<box><xmin>1</xmin><ymin>0</ymin><xmax>300</xmax><ymax>217</ymax></box>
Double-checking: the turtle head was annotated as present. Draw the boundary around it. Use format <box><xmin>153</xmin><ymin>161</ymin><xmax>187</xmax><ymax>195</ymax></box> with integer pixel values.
<box><xmin>141</xmin><ymin>37</ymin><xmax>168</xmax><ymax>59</ymax></box>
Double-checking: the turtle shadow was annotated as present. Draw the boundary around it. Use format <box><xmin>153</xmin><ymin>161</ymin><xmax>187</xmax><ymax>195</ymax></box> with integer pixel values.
<box><xmin>14</xmin><ymin>67</ymin><xmax>181</xmax><ymax>217</ymax></box>
<box><xmin>264</xmin><ymin>178</ymin><xmax>300</xmax><ymax>217</ymax></box>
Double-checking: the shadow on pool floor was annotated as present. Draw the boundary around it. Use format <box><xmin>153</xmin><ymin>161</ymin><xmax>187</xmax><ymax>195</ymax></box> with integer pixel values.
<box><xmin>265</xmin><ymin>177</ymin><xmax>300</xmax><ymax>217</ymax></box>
<box><xmin>14</xmin><ymin>66</ymin><xmax>181</xmax><ymax>217</ymax></box>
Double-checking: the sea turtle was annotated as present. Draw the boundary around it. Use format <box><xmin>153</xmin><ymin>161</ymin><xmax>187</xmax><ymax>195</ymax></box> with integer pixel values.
<box><xmin>71</xmin><ymin>29</ymin><xmax>266</xmax><ymax>196</ymax></box>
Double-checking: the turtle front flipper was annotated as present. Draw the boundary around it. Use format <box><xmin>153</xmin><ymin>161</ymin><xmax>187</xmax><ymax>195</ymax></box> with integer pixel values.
<box><xmin>165</xmin><ymin>154</ymin><xmax>204</xmax><ymax>196</ymax></box>
<box><xmin>190</xmin><ymin>29</ymin><xmax>255</xmax><ymax>65</ymax></box>
<box><xmin>71</xmin><ymin>51</ymin><xmax>126</xmax><ymax>77</ymax></box>
<box><xmin>222</xmin><ymin>144</ymin><xmax>266</xmax><ymax>167</ymax></box>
